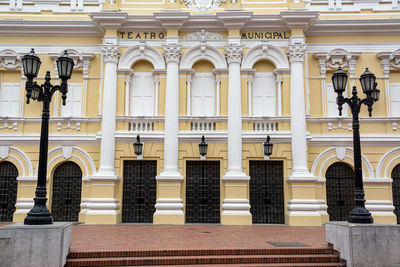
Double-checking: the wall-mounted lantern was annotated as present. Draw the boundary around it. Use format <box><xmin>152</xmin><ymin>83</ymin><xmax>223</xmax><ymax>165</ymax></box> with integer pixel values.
<box><xmin>199</xmin><ymin>135</ymin><xmax>208</xmax><ymax>160</ymax></box>
<box><xmin>263</xmin><ymin>135</ymin><xmax>273</xmax><ymax>160</ymax></box>
<box><xmin>133</xmin><ymin>135</ymin><xmax>143</xmax><ymax>160</ymax></box>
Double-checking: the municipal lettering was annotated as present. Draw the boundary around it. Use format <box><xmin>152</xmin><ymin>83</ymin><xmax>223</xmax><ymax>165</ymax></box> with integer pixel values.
<box><xmin>241</xmin><ymin>32</ymin><xmax>290</xmax><ymax>40</ymax></box>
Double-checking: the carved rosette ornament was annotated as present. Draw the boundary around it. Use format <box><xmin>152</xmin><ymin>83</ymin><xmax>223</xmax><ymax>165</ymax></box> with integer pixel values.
<box><xmin>182</xmin><ymin>0</ymin><xmax>224</xmax><ymax>11</ymax></box>
<box><xmin>163</xmin><ymin>44</ymin><xmax>181</xmax><ymax>64</ymax></box>
<box><xmin>225</xmin><ymin>45</ymin><xmax>243</xmax><ymax>64</ymax></box>
<box><xmin>287</xmin><ymin>44</ymin><xmax>306</xmax><ymax>63</ymax></box>
<box><xmin>100</xmin><ymin>45</ymin><xmax>120</xmax><ymax>64</ymax></box>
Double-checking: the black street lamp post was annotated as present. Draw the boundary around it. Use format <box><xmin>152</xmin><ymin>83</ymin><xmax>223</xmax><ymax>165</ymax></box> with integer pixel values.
<box><xmin>22</xmin><ymin>49</ymin><xmax>74</xmax><ymax>225</ymax></box>
<box><xmin>332</xmin><ymin>67</ymin><xmax>379</xmax><ymax>224</ymax></box>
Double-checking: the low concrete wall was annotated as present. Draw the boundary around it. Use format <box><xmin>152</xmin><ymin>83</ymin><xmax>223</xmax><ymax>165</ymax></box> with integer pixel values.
<box><xmin>0</xmin><ymin>222</ymin><xmax>73</xmax><ymax>267</ymax></box>
<box><xmin>325</xmin><ymin>221</ymin><xmax>400</xmax><ymax>267</ymax></box>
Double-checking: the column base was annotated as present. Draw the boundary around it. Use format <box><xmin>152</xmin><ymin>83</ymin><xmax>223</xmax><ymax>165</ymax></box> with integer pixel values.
<box><xmin>13</xmin><ymin>198</ymin><xmax>34</xmax><ymax>222</ymax></box>
<box><xmin>221</xmin><ymin>198</ymin><xmax>252</xmax><ymax>225</ymax></box>
<box><xmin>287</xmin><ymin>199</ymin><xmax>328</xmax><ymax>226</ymax></box>
<box><xmin>153</xmin><ymin>198</ymin><xmax>185</xmax><ymax>224</ymax></box>
<box><xmin>80</xmin><ymin>198</ymin><xmax>121</xmax><ymax>224</ymax></box>
<box><xmin>221</xmin><ymin>173</ymin><xmax>251</xmax><ymax>225</ymax></box>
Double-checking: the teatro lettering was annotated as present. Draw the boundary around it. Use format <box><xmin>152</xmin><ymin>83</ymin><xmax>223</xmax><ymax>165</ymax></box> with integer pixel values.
<box><xmin>241</xmin><ymin>31</ymin><xmax>290</xmax><ymax>40</ymax></box>
<box><xmin>120</xmin><ymin>32</ymin><xmax>165</xmax><ymax>40</ymax></box>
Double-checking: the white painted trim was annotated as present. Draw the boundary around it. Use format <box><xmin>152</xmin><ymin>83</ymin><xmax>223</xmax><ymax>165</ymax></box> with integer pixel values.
<box><xmin>118</xmin><ymin>44</ymin><xmax>165</xmax><ymax>71</ymax></box>
<box><xmin>241</xmin><ymin>43</ymin><xmax>290</xmax><ymax>70</ymax></box>
<box><xmin>376</xmin><ymin>147</ymin><xmax>400</xmax><ymax>179</ymax></box>
<box><xmin>311</xmin><ymin>147</ymin><xmax>374</xmax><ymax>178</ymax></box>
<box><xmin>180</xmin><ymin>44</ymin><xmax>227</xmax><ymax>69</ymax></box>
<box><xmin>9</xmin><ymin>146</ymin><xmax>33</xmax><ymax>176</ymax></box>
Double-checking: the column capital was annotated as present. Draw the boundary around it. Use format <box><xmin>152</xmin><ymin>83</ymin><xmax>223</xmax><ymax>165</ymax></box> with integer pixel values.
<box><xmin>101</xmin><ymin>44</ymin><xmax>120</xmax><ymax>64</ymax></box>
<box><xmin>225</xmin><ymin>45</ymin><xmax>243</xmax><ymax>64</ymax></box>
<box><xmin>163</xmin><ymin>44</ymin><xmax>181</xmax><ymax>64</ymax></box>
<box><xmin>287</xmin><ymin>43</ymin><xmax>306</xmax><ymax>63</ymax></box>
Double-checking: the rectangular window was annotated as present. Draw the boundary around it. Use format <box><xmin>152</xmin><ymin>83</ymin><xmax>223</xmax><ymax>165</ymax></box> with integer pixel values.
<box><xmin>391</xmin><ymin>83</ymin><xmax>400</xmax><ymax>117</ymax></box>
<box><xmin>191</xmin><ymin>73</ymin><xmax>215</xmax><ymax>116</ymax></box>
<box><xmin>60</xmin><ymin>83</ymin><xmax>83</xmax><ymax>117</ymax></box>
<box><xmin>326</xmin><ymin>82</ymin><xmax>348</xmax><ymax>117</ymax></box>
<box><xmin>131</xmin><ymin>73</ymin><xmax>154</xmax><ymax>116</ymax></box>
<box><xmin>252</xmin><ymin>73</ymin><xmax>276</xmax><ymax>117</ymax></box>
<box><xmin>0</xmin><ymin>83</ymin><xmax>20</xmax><ymax>117</ymax></box>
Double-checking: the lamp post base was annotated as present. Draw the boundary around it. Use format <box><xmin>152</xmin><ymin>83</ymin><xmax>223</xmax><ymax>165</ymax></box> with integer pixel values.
<box><xmin>348</xmin><ymin>207</ymin><xmax>373</xmax><ymax>224</ymax></box>
<box><xmin>24</xmin><ymin>208</ymin><xmax>53</xmax><ymax>225</ymax></box>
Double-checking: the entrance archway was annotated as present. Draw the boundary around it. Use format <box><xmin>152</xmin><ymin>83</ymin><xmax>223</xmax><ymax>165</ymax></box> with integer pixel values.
<box><xmin>51</xmin><ymin>161</ymin><xmax>82</xmax><ymax>221</ymax></box>
<box><xmin>0</xmin><ymin>161</ymin><xmax>18</xmax><ymax>221</ymax></box>
<box><xmin>392</xmin><ymin>164</ymin><xmax>400</xmax><ymax>224</ymax></box>
<box><xmin>326</xmin><ymin>162</ymin><xmax>355</xmax><ymax>221</ymax></box>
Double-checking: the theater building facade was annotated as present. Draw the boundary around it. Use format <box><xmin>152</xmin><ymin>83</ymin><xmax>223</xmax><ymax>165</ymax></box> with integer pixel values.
<box><xmin>0</xmin><ymin>0</ymin><xmax>399</xmax><ymax>225</ymax></box>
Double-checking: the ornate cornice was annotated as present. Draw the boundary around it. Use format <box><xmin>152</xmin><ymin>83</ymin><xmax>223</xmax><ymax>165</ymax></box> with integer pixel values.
<box><xmin>163</xmin><ymin>44</ymin><xmax>181</xmax><ymax>64</ymax></box>
<box><xmin>100</xmin><ymin>44</ymin><xmax>119</xmax><ymax>63</ymax></box>
<box><xmin>225</xmin><ymin>45</ymin><xmax>243</xmax><ymax>64</ymax></box>
<box><xmin>0</xmin><ymin>49</ymin><xmax>21</xmax><ymax>69</ymax></box>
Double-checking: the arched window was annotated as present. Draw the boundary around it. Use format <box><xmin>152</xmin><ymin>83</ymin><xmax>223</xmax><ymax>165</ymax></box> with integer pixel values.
<box><xmin>391</xmin><ymin>164</ymin><xmax>400</xmax><ymax>224</ymax></box>
<box><xmin>130</xmin><ymin>60</ymin><xmax>156</xmax><ymax>116</ymax></box>
<box><xmin>51</xmin><ymin>161</ymin><xmax>82</xmax><ymax>221</ymax></box>
<box><xmin>191</xmin><ymin>60</ymin><xmax>216</xmax><ymax>116</ymax></box>
<box><xmin>326</xmin><ymin>162</ymin><xmax>355</xmax><ymax>221</ymax></box>
<box><xmin>0</xmin><ymin>161</ymin><xmax>18</xmax><ymax>221</ymax></box>
<box><xmin>251</xmin><ymin>60</ymin><xmax>276</xmax><ymax>117</ymax></box>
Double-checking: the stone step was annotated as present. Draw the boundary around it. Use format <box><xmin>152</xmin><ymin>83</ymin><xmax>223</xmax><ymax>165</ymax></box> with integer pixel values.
<box><xmin>65</xmin><ymin>254</ymin><xmax>341</xmax><ymax>267</ymax></box>
<box><xmin>67</xmin><ymin>247</ymin><xmax>333</xmax><ymax>259</ymax></box>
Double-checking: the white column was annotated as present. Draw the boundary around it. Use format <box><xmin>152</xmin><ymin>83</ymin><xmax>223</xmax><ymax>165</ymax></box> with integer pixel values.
<box><xmin>247</xmin><ymin>77</ymin><xmax>253</xmax><ymax>116</ymax></box>
<box><xmin>223</xmin><ymin>45</ymin><xmax>247</xmax><ymax>177</ymax></box>
<box><xmin>159</xmin><ymin>44</ymin><xmax>181</xmax><ymax>177</ymax></box>
<box><xmin>154</xmin><ymin>44</ymin><xmax>184</xmax><ymax>221</ymax></box>
<box><xmin>221</xmin><ymin>45</ymin><xmax>251</xmax><ymax>224</ymax></box>
<box><xmin>124</xmin><ymin>72</ymin><xmax>132</xmax><ymax>116</ymax></box>
<box><xmin>287</xmin><ymin>40</ymin><xmax>313</xmax><ymax>178</ymax></box>
<box><xmin>154</xmin><ymin>78</ymin><xmax>159</xmax><ymax>116</ymax></box>
<box><xmin>186</xmin><ymin>77</ymin><xmax>192</xmax><ymax>116</ymax></box>
<box><xmin>216</xmin><ymin>78</ymin><xmax>221</xmax><ymax>116</ymax></box>
<box><xmin>276</xmin><ymin>76</ymin><xmax>283</xmax><ymax>116</ymax></box>
<box><xmin>97</xmin><ymin>44</ymin><xmax>119</xmax><ymax>177</ymax></box>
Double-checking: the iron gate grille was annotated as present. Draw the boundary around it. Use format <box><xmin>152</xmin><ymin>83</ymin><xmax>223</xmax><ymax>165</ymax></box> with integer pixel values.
<box><xmin>0</xmin><ymin>161</ymin><xmax>18</xmax><ymax>221</ymax></box>
<box><xmin>392</xmin><ymin>164</ymin><xmax>400</xmax><ymax>224</ymax></box>
<box><xmin>51</xmin><ymin>162</ymin><xmax>82</xmax><ymax>221</ymax></box>
<box><xmin>326</xmin><ymin>162</ymin><xmax>355</xmax><ymax>221</ymax></box>
<box><xmin>249</xmin><ymin>161</ymin><xmax>284</xmax><ymax>224</ymax></box>
<box><xmin>186</xmin><ymin>161</ymin><xmax>220</xmax><ymax>223</ymax></box>
<box><xmin>122</xmin><ymin>160</ymin><xmax>157</xmax><ymax>223</ymax></box>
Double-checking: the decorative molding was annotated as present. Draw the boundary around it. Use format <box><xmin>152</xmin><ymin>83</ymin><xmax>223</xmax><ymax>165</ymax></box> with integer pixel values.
<box><xmin>118</xmin><ymin>43</ymin><xmax>165</xmax><ymax>70</ymax></box>
<box><xmin>0</xmin><ymin>49</ymin><xmax>21</xmax><ymax>69</ymax></box>
<box><xmin>49</xmin><ymin>49</ymin><xmax>95</xmax><ymax>78</ymax></box>
<box><xmin>100</xmin><ymin>44</ymin><xmax>120</xmax><ymax>64</ymax></box>
<box><xmin>163</xmin><ymin>44</ymin><xmax>181</xmax><ymax>64</ymax></box>
<box><xmin>327</xmin><ymin>121</ymin><xmax>352</xmax><ymax>131</ymax></box>
<box><xmin>180</xmin><ymin>43</ymin><xmax>227</xmax><ymax>69</ymax></box>
<box><xmin>287</xmin><ymin>43</ymin><xmax>306</xmax><ymax>63</ymax></box>
<box><xmin>0</xmin><ymin>145</ymin><xmax>9</xmax><ymax>159</ymax></box>
<box><xmin>183</xmin><ymin>29</ymin><xmax>223</xmax><ymax>41</ymax></box>
<box><xmin>225</xmin><ymin>45</ymin><xmax>243</xmax><ymax>64</ymax></box>
<box><xmin>241</xmin><ymin>42</ymin><xmax>290</xmax><ymax>70</ymax></box>
<box><xmin>182</xmin><ymin>0</ymin><xmax>225</xmax><ymax>11</ymax></box>
<box><xmin>0</xmin><ymin>121</ymin><xmax>18</xmax><ymax>131</ymax></box>
<box><xmin>62</xmin><ymin>146</ymin><xmax>73</xmax><ymax>159</ymax></box>
<box><xmin>57</xmin><ymin>121</ymin><xmax>81</xmax><ymax>131</ymax></box>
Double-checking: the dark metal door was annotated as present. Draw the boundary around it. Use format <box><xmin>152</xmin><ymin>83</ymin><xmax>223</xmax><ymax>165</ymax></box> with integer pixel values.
<box><xmin>392</xmin><ymin>164</ymin><xmax>400</xmax><ymax>224</ymax></box>
<box><xmin>51</xmin><ymin>161</ymin><xmax>82</xmax><ymax>221</ymax></box>
<box><xmin>0</xmin><ymin>162</ymin><xmax>18</xmax><ymax>221</ymax></box>
<box><xmin>249</xmin><ymin>161</ymin><xmax>284</xmax><ymax>224</ymax></box>
<box><xmin>122</xmin><ymin>160</ymin><xmax>157</xmax><ymax>223</ymax></box>
<box><xmin>186</xmin><ymin>161</ymin><xmax>220</xmax><ymax>223</ymax></box>
<box><xmin>326</xmin><ymin>162</ymin><xmax>355</xmax><ymax>221</ymax></box>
